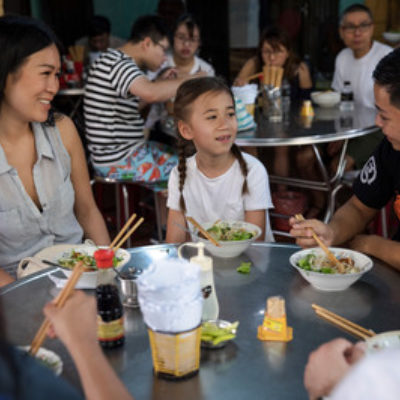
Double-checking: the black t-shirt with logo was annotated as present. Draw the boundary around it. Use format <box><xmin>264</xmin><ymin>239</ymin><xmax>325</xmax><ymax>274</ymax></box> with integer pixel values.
<box><xmin>353</xmin><ymin>137</ymin><xmax>400</xmax><ymax>240</ymax></box>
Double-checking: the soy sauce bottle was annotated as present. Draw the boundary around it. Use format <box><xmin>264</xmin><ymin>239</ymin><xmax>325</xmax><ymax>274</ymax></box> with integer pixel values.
<box><xmin>94</xmin><ymin>248</ymin><xmax>124</xmax><ymax>349</ymax></box>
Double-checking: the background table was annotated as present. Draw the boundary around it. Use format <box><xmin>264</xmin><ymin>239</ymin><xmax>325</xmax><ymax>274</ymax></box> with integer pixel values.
<box><xmin>236</xmin><ymin>104</ymin><xmax>380</xmax><ymax>225</ymax></box>
<box><xmin>2</xmin><ymin>243</ymin><xmax>399</xmax><ymax>399</ymax></box>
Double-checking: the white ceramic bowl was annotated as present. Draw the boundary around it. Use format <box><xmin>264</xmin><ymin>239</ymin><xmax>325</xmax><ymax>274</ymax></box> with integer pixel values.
<box><xmin>19</xmin><ymin>346</ymin><xmax>63</xmax><ymax>375</ymax></box>
<box><xmin>311</xmin><ymin>91</ymin><xmax>341</xmax><ymax>108</ymax></box>
<box><xmin>193</xmin><ymin>221</ymin><xmax>261</xmax><ymax>258</ymax></box>
<box><xmin>35</xmin><ymin>244</ymin><xmax>130</xmax><ymax>288</ymax></box>
<box><xmin>383</xmin><ymin>32</ymin><xmax>400</xmax><ymax>44</ymax></box>
<box><xmin>366</xmin><ymin>330</ymin><xmax>400</xmax><ymax>354</ymax></box>
<box><xmin>289</xmin><ymin>247</ymin><xmax>373</xmax><ymax>291</ymax></box>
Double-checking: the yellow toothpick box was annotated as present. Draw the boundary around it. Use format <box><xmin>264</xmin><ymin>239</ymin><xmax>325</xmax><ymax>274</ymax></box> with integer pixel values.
<box><xmin>257</xmin><ymin>296</ymin><xmax>293</xmax><ymax>342</ymax></box>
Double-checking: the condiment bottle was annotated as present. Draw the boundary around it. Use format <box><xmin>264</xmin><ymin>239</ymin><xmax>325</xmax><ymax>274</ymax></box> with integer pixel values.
<box><xmin>340</xmin><ymin>81</ymin><xmax>354</xmax><ymax>111</ymax></box>
<box><xmin>94</xmin><ymin>248</ymin><xmax>124</xmax><ymax>348</ymax></box>
<box><xmin>300</xmin><ymin>100</ymin><xmax>314</xmax><ymax>117</ymax></box>
<box><xmin>178</xmin><ymin>242</ymin><xmax>219</xmax><ymax>321</ymax></box>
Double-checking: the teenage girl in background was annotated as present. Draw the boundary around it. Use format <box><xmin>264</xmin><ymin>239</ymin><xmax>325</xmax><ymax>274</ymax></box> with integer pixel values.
<box><xmin>146</xmin><ymin>13</ymin><xmax>214</xmax><ymax>134</ymax></box>
<box><xmin>166</xmin><ymin>77</ymin><xmax>274</xmax><ymax>243</ymax></box>
<box><xmin>234</xmin><ymin>26</ymin><xmax>312</xmax><ymax>100</ymax></box>
<box><xmin>234</xmin><ymin>27</ymin><xmax>313</xmax><ymax>191</ymax></box>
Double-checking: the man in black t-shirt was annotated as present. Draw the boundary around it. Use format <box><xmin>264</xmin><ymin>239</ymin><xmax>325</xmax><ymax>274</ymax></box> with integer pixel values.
<box><xmin>290</xmin><ymin>48</ymin><xmax>400</xmax><ymax>271</ymax></box>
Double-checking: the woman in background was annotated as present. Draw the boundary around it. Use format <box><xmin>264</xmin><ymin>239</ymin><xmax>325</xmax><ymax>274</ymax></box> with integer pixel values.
<box><xmin>235</xmin><ymin>27</ymin><xmax>313</xmax><ymax>197</ymax></box>
<box><xmin>234</xmin><ymin>26</ymin><xmax>312</xmax><ymax>100</ymax></box>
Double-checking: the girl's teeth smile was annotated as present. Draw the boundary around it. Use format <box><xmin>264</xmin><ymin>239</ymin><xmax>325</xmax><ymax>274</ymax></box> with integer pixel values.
<box><xmin>216</xmin><ymin>135</ymin><xmax>230</xmax><ymax>141</ymax></box>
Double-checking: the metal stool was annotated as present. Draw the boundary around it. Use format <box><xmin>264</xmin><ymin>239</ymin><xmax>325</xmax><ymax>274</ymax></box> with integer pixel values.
<box><xmin>92</xmin><ymin>176</ymin><xmax>166</xmax><ymax>246</ymax></box>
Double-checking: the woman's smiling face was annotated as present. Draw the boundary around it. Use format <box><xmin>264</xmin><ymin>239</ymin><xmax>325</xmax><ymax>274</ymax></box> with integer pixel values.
<box><xmin>2</xmin><ymin>44</ymin><xmax>60</xmax><ymax>123</ymax></box>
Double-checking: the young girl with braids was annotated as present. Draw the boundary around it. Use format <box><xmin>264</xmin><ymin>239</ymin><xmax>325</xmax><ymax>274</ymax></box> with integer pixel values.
<box><xmin>166</xmin><ymin>77</ymin><xmax>274</xmax><ymax>243</ymax></box>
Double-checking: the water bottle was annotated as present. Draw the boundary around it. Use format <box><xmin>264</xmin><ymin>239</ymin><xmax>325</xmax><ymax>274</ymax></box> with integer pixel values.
<box><xmin>340</xmin><ymin>81</ymin><xmax>354</xmax><ymax>111</ymax></box>
<box><xmin>281</xmin><ymin>78</ymin><xmax>291</xmax><ymax>110</ymax></box>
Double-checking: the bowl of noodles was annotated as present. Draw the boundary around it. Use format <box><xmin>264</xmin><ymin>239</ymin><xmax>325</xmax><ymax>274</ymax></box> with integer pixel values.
<box><xmin>34</xmin><ymin>244</ymin><xmax>130</xmax><ymax>288</ymax></box>
<box><xmin>289</xmin><ymin>247</ymin><xmax>373</xmax><ymax>291</ymax></box>
<box><xmin>193</xmin><ymin>220</ymin><xmax>262</xmax><ymax>258</ymax></box>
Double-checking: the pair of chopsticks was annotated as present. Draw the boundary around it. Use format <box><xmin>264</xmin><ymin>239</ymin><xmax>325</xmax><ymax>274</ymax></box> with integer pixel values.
<box><xmin>263</xmin><ymin>66</ymin><xmax>284</xmax><ymax>88</ymax></box>
<box><xmin>110</xmin><ymin>213</ymin><xmax>144</xmax><ymax>251</ymax></box>
<box><xmin>312</xmin><ymin>304</ymin><xmax>375</xmax><ymax>340</ymax></box>
<box><xmin>68</xmin><ymin>45</ymin><xmax>84</xmax><ymax>62</ymax></box>
<box><xmin>294</xmin><ymin>214</ymin><xmax>345</xmax><ymax>273</ymax></box>
<box><xmin>186</xmin><ymin>216</ymin><xmax>221</xmax><ymax>247</ymax></box>
<box><xmin>29</xmin><ymin>261</ymin><xmax>86</xmax><ymax>356</ymax></box>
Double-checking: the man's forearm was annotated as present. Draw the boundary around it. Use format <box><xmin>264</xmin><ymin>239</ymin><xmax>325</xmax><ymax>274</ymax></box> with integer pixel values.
<box><xmin>328</xmin><ymin>200</ymin><xmax>373</xmax><ymax>245</ymax></box>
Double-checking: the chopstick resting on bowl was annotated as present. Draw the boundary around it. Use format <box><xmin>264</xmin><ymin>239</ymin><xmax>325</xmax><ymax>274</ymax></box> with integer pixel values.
<box><xmin>110</xmin><ymin>213</ymin><xmax>144</xmax><ymax>251</ymax></box>
<box><xmin>186</xmin><ymin>216</ymin><xmax>221</xmax><ymax>247</ymax></box>
<box><xmin>29</xmin><ymin>261</ymin><xmax>86</xmax><ymax>356</ymax></box>
<box><xmin>294</xmin><ymin>214</ymin><xmax>345</xmax><ymax>274</ymax></box>
<box><xmin>312</xmin><ymin>304</ymin><xmax>375</xmax><ymax>340</ymax></box>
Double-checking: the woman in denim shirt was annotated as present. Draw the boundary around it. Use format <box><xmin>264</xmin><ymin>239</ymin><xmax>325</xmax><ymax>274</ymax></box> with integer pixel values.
<box><xmin>0</xmin><ymin>16</ymin><xmax>110</xmax><ymax>285</ymax></box>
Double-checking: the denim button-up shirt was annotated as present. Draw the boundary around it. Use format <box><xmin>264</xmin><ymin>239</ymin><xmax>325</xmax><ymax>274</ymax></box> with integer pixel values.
<box><xmin>0</xmin><ymin>122</ymin><xmax>83</xmax><ymax>276</ymax></box>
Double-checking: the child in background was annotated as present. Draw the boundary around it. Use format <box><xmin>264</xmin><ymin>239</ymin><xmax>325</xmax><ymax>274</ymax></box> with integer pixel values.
<box><xmin>166</xmin><ymin>77</ymin><xmax>274</xmax><ymax>243</ymax></box>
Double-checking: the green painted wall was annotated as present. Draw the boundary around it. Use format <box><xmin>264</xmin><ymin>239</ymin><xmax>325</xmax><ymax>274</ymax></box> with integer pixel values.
<box><xmin>30</xmin><ymin>0</ymin><xmax>158</xmax><ymax>39</ymax></box>
<box><xmin>339</xmin><ymin>0</ymin><xmax>365</xmax><ymax>16</ymax></box>
<box><xmin>94</xmin><ymin>0</ymin><xmax>158</xmax><ymax>39</ymax></box>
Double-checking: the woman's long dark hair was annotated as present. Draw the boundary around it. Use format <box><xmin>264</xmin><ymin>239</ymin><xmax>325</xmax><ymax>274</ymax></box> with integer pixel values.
<box><xmin>256</xmin><ymin>26</ymin><xmax>301</xmax><ymax>80</ymax></box>
<box><xmin>0</xmin><ymin>15</ymin><xmax>62</xmax><ymax>125</ymax></box>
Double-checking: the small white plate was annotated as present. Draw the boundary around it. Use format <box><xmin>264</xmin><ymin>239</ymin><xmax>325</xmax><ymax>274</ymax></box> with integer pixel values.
<box><xmin>366</xmin><ymin>330</ymin><xmax>400</xmax><ymax>354</ymax></box>
<box><xmin>35</xmin><ymin>244</ymin><xmax>130</xmax><ymax>289</ymax></box>
<box><xmin>19</xmin><ymin>346</ymin><xmax>63</xmax><ymax>375</ymax></box>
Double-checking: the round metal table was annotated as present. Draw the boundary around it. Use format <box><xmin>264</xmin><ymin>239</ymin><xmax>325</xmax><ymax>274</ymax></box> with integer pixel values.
<box><xmin>1</xmin><ymin>243</ymin><xmax>399</xmax><ymax>399</ymax></box>
<box><xmin>236</xmin><ymin>104</ymin><xmax>381</xmax><ymax>225</ymax></box>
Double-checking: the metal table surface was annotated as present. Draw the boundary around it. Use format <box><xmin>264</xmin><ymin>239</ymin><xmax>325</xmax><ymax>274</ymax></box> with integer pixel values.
<box><xmin>235</xmin><ymin>104</ymin><xmax>378</xmax><ymax>147</ymax></box>
<box><xmin>2</xmin><ymin>242</ymin><xmax>399</xmax><ymax>400</ymax></box>
<box><xmin>236</xmin><ymin>105</ymin><xmax>381</xmax><ymax>226</ymax></box>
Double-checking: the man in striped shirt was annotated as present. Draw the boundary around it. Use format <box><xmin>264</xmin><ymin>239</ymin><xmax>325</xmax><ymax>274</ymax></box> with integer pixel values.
<box><xmin>84</xmin><ymin>15</ymin><xmax>203</xmax><ymax>181</ymax></box>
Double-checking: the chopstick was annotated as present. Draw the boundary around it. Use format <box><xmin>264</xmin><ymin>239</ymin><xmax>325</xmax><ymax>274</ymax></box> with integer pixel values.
<box><xmin>112</xmin><ymin>217</ymin><xmax>144</xmax><ymax>251</ymax></box>
<box><xmin>294</xmin><ymin>214</ymin><xmax>345</xmax><ymax>273</ymax></box>
<box><xmin>245</xmin><ymin>72</ymin><xmax>263</xmax><ymax>82</ymax></box>
<box><xmin>312</xmin><ymin>304</ymin><xmax>375</xmax><ymax>340</ymax></box>
<box><xmin>110</xmin><ymin>213</ymin><xmax>137</xmax><ymax>249</ymax></box>
<box><xmin>29</xmin><ymin>261</ymin><xmax>86</xmax><ymax>356</ymax></box>
<box><xmin>186</xmin><ymin>216</ymin><xmax>221</xmax><ymax>247</ymax></box>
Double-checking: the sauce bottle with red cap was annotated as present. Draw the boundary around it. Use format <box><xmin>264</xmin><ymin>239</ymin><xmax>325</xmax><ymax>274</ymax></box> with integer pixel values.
<box><xmin>94</xmin><ymin>248</ymin><xmax>124</xmax><ymax>349</ymax></box>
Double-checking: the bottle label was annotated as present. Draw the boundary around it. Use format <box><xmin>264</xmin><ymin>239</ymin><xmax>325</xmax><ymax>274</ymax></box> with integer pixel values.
<box><xmin>97</xmin><ymin>316</ymin><xmax>124</xmax><ymax>341</ymax></box>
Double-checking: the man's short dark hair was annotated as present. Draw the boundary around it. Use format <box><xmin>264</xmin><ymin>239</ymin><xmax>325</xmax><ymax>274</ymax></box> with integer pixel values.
<box><xmin>88</xmin><ymin>15</ymin><xmax>111</xmax><ymax>37</ymax></box>
<box><xmin>340</xmin><ymin>3</ymin><xmax>373</xmax><ymax>25</ymax></box>
<box><xmin>129</xmin><ymin>15</ymin><xmax>169</xmax><ymax>44</ymax></box>
<box><xmin>373</xmin><ymin>49</ymin><xmax>400</xmax><ymax>108</ymax></box>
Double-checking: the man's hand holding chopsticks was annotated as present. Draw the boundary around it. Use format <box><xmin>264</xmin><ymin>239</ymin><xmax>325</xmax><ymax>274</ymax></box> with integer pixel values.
<box><xmin>289</xmin><ymin>217</ymin><xmax>334</xmax><ymax>248</ymax></box>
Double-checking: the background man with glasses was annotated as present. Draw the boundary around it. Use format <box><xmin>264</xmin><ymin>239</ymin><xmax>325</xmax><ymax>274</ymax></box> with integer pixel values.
<box><xmin>328</xmin><ymin>4</ymin><xmax>392</xmax><ymax>172</ymax></box>
<box><xmin>332</xmin><ymin>3</ymin><xmax>392</xmax><ymax>109</ymax></box>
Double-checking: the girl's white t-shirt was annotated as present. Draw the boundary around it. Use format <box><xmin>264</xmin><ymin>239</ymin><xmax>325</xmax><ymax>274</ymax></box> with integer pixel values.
<box><xmin>167</xmin><ymin>152</ymin><xmax>274</xmax><ymax>241</ymax></box>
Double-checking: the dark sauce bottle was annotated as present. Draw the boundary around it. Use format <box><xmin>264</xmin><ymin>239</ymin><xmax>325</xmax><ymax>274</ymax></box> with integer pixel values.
<box><xmin>94</xmin><ymin>249</ymin><xmax>124</xmax><ymax>349</ymax></box>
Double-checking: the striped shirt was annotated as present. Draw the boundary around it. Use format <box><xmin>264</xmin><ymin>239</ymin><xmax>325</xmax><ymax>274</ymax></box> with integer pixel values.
<box><xmin>84</xmin><ymin>49</ymin><xmax>146</xmax><ymax>166</ymax></box>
